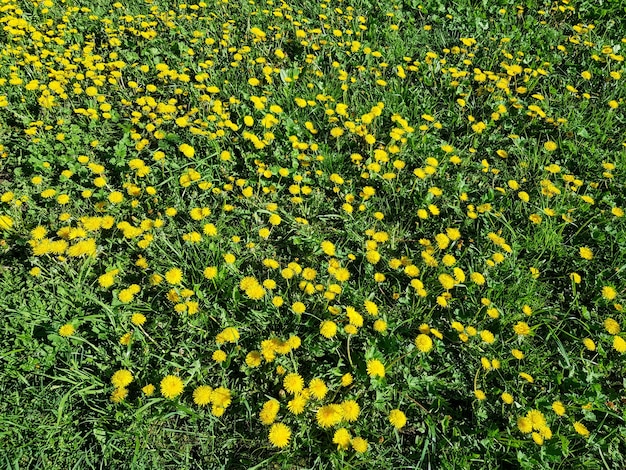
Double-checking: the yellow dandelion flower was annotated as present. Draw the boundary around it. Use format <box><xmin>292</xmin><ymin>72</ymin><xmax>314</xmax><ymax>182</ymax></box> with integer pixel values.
<box><xmin>579</xmin><ymin>247</ymin><xmax>593</xmax><ymax>260</ymax></box>
<box><xmin>351</xmin><ymin>437</ymin><xmax>368</xmax><ymax>453</ymax></box>
<box><xmin>604</xmin><ymin>318</ymin><xmax>621</xmax><ymax>335</ymax></box>
<box><xmin>341</xmin><ymin>400</ymin><xmax>360</xmax><ymax>422</ymax></box>
<box><xmin>309</xmin><ymin>378</ymin><xmax>328</xmax><ymax>400</ymax></box>
<box><xmin>341</xmin><ymin>373</ymin><xmax>353</xmax><ymax>387</ymax></box>
<box><xmin>573</xmin><ymin>421</ymin><xmax>590</xmax><ymax>437</ymax></box>
<box><xmin>210</xmin><ymin>387</ymin><xmax>231</xmax><ymax>408</ymax></box>
<box><xmin>160</xmin><ymin>375</ymin><xmax>184</xmax><ymax>399</ymax></box>
<box><xmin>268</xmin><ymin>422</ymin><xmax>291</xmax><ymax>448</ymax></box>
<box><xmin>501</xmin><ymin>392</ymin><xmax>514</xmax><ymax>405</ymax></box>
<box><xmin>260</xmin><ymin>399</ymin><xmax>280</xmax><ymax>425</ymax></box>
<box><xmin>582</xmin><ymin>338</ymin><xmax>596</xmax><ymax>351</ymax></box>
<box><xmin>519</xmin><ymin>372</ymin><xmax>534</xmax><ymax>383</ymax></box>
<box><xmin>415</xmin><ymin>334</ymin><xmax>433</xmax><ymax>353</ymax></box>
<box><xmin>513</xmin><ymin>322</ymin><xmax>531</xmax><ymax>336</ymax></box>
<box><xmin>165</xmin><ymin>268</ymin><xmax>183</xmax><ymax>285</ymax></box>
<box><xmin>110</xmin><ymin>387</ymin><xmax>128</xmax><ymax>403</ymax></box>
<box><xmin>333</xmin><ymin>428</ymin><xmax>351</xmax><ymax>449</ymax></box>
<box><xmin>193</xmin><ymin>385</ymin><xmax>213</xmax><ymax>406</ymax></box>
<box><xmin>131</xmin><ymin>313</ymin><xmax>146</xmax><ymax>326</ymax></box>
<box><xmin>283</xmin><ymin>373</ymin><xmax>304</xmax><ymax>395</ymax></box>
<box><xmin>317</xmin><ymin>404</ymin><xmax>344</xmax><ymax>428</ymax></box>
<box><xmin>517</xmin><ymin>417</ymin><xmax>532</xmax><ymax>434</ymax></box>
<box><xmin>552</xmin><ymin>401</ymin><xmax>566</xmax><ymax>416</ymax></box>
<box><xmin>614</xmin><ymin>335</ymin><xmax>626</xmax><ymax>353</ymax></box>
<box><xmin>320</xmin><ymin>320</ymin><xmax>338</xmax><ymax>338</ymax></box>
<box><xmin>366</xmin><ymin>359</ymin><xmax>385</xmax><ymax>378</ymax></box>
<box><xmin>602</xmin><ymin>286</ymin><xmax>617</xmax><ymax>301</ymax></box>
<box><xmin>111</xmin><ymin>369</ymin><xmax>133</xmax><ymax>388</ymax></box>
<box><xmin>287</xmin><ymin>394</ymin><xmax>308</xmax><ymax>415</ymax></box>
<box><xmin>59</xmin><ymin>323</ymin><xmax>75</xmax><ymax>337</ymax></box>
<box><xmin>389</xmin><ymin>409</ymin><xmax>407</xmax><ymax>429</ymax></box>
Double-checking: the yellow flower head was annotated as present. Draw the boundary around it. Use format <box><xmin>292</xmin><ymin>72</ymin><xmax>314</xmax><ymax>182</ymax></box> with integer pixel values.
<box><xmin>415</xmin><ymin>334</ymin><xmax>433</xmax><ymax>353</ymax></box>
<box><xmin>259</xmin><ymin>399</ymin><xmax>280</xmax><ymax>425</ymax></box>
<box><xmin>111</xmin><ymin>369</ymin><xmax>133</xmax><ymax>388</ymax></box>
<box><xmin>333</xmin><ymin>428</ymin><xmax>351</xmax><ymax>449</ymax></box>
<box><xmin>389</xmin><ymin>409</ymin><xmax>407</xmax><ymax>429</ymax></box>
<box><xmin>283</xmin><ymin>373</ymin><xmax>304</xmax><ymax>395</ymax></box>
<box><xmin>268</xmin><ymin>423</ymin><xmax>291</xmax><ymax>448</ymax></box>
<box><xmin>160</xmin><ymin>375</ymin><xmax>184</xmax><ymax>399</ymax></box>
<box><xmin>193</xmin><ymin>385</ymin><xmax>213</xmax><ymax>406</ymax></box>
<box><xmin>366</xmin><ymin>359</ymin><xmax>385</xmax><ymax>378</ymax></box>
<box><xmin>317</xmin><ymin>404</ymin><xmax>343</xmax><ymax>428</ymax></box>
<box><xmin>59</xmin><ymin>323</ymin><xmax>75</xmax><ymax>337</ymax></box>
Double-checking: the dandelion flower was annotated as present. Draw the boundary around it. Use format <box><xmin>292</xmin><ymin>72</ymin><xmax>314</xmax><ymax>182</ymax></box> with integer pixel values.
<box><xmin>613</xmin><ymin>335</ymin><xmax>626</xmax><ymax>353</ymax></box>
<box><xmin>160</xmin><ymin>375</ymin><xmax>184</xmax><ymax>399</ymax></box>
<box><xmin>582</xmin><ymin>338</ymin><xmax>596</xmax><ymax>351</ymax></box>
<box><xmin>110</xmin><ymin>387</ymin><xmax>128</xmax><ymax>403</ymax></box>
<box><xmin>246</xmin><ymin>351</ymin><xmax>262</xmax><ymax>367</ymax></box>
<box><xmin>292</xmin><ymin>301</ymin><xmax>306</xmax><ymax>314</ymax></box>
<box><xmin>415</xmin><ymin>334</ymin><xmax>433</xmax><ymax>353</ymax></box>
<box><xmin>212</xmin><ymin>350</ymin><xmax>227</xmax><ymax>363</ymax></box>
<box><xmin>309</xmin><ymin>378</ymin><xmax>328</xmax><ymax>400</ymax></box>
<box><xmin>193</xmin><ymin>385</ymin><xmax>213</xmax><ymax>406</ymax></box>
<box><xmin>604</xmin><ymin>318</ymin><xmax>621</xmax><ymax>335</ymax></box>
<box><xmin>287</xmin><ymin>394</ymin><xmax>307</xmax><ymax>415</ymax></box>
<box><xmin>320</xmin><ymin>320</ymin><xmax>338</xmax><ymax>338</ymax></box>
<box><xmin>480</xmin><ymin>330</ymin><xmax>495</xmax><ymax>344</ymax></box>
<box><xmin>59</xmin><ymin>323</ymin><xmax>75</xmax><ymax>337</ymax></box>
<box><xmin>210</xmin><ymin>387</ymin><xmax>232</xmax><ymax>408</ymax></box>
<box><xmin>215</xmin><ymin>327</ymin><xmax>239</xmax><ymax>344</ymax></box>
<box><xmin>179</xmin><ymin>143</ymin><xmax>195</xmax><ymax>158</ymax></box>
<box><xmin>527</xmin><ymin>409</ymin><xmax>546</xmax><ymax>430</ymax></box>
<box><xmin>579</xmin><ymin>247</ymin><xmax>593</xmax><ymax>260</ymax></box>
<box><xmin>389</xmin><ymin>409</ymin><xmax>407</xmax><ymax>429</ymax></box>
<box><xmin>573</xmin><ymin>421</ymin><xmax>590</xmax><ymax>437</ymax></box>
<box><xmin>341</xmin><ymin>400</ymin><xmax>360</xmax><ymax>422</ymax></box>
<box><xmin>501</xmin><ymin>392</ymin><xmax>514</xmax><ymax>405</ymax></box>
<box><xmin>513</xmin><ymin>322</ymin><xmax>531</xmax><ymax>336</ymax></box>
<box><xmin>321</xmin><ymin>240</ymin><xmax>336</xmax><ymax>256</ymax></box>
<box><xmin>366</xmin><ymin>359</ymin><xmax>385</xmax><ymax>378</ymax></box>
<box><xmin>260</xmin><ymin>399</ymin><xmax>280</xmax><ymax>425</ymax></box>
<box><xmin>165</xmin><ymin>268</ymin><xmax>183</xmax><ymax>285</ymax></box>
<box><xmin>552</xmin><ymin>401</ymin><xmax>566</xmax><ymax>416</ymax></box>
<box><xmin>333</xmin><ymin>428</ymin><xmax>351</xmax><ymax>449</ymax></box>
<box><xmin>283</xmin><ymin>373</ymin><xmax>304</xmax><ymax>395</ymax></box>
<box><xmin>602</xmin><ymin>286</ymin><xmax>617</xmax><ymax>301</ymax></box>
<box><xmin>519</xmin><ymin>372</ymin><xmax>534</xmax><ymax>383</ymax></box>
<box><xmin>268</xmin><ymin>422</ymin><xmax>291</xmax><ymax>448</ymax></box>
<box><xmin>544</xmin><ymin>141</ymin><xmax>558</xmax><ymax>151</ymax></box>
<box><xmin>373</xmin><ymin>319</ymin><xmax>387</xmax><ymax>332</ymax></box>
<box><xmin>471</xmin><ymin>272</ymin><xmax>486</xmax><ymax>285</ymax></box>
<box><xmin>341</xmin><ymin>373</ymin><xmax>353</xmax><ymax>387</ymax></box>
<box><xmin>517</xmin><ymin>417</ymin><xmax>532</xmax><ymax>434</ymax></box>
<box><xmin>131</xmin><ymin>313</ymin><xmax>146</xmax><ymax>326</ymax></box>
<box><xmin>317</xmin><ymin>404</ymin><xmax>343</xmax><ymax>428</ymax></box>
<box><xmin>351</xmin><ymin>437</ymin><xmax>368</xmax><ymax>453</ymax></box>
<box><xmin>0</xmin><ymin>214</ymin><xmax>14</xmax><ymax>230</ymax></box>
<box><xmin>111</xmin><ymin>369</ymin><xmax>133</xmax><ymax>388</ymax></box>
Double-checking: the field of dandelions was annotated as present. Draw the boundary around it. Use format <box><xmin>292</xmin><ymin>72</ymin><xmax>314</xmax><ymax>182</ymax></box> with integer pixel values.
<box><xmin>1</xmin><ymin>0</ymin><xmax>625</xmax><ymax>468</ymax></box>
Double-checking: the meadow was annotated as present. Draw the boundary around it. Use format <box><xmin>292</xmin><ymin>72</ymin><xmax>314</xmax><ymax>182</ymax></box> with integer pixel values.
<box><xmin>0</xmin><ymin>0</ymin><xmax>625</xmax><ymax>468</ymax></box>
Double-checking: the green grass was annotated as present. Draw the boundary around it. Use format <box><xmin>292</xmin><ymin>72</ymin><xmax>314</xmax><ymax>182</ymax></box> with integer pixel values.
<box><xmin>1</xmin><ymin>0</ymin><xmax>625</xmax><ymax>468</ymax></box>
